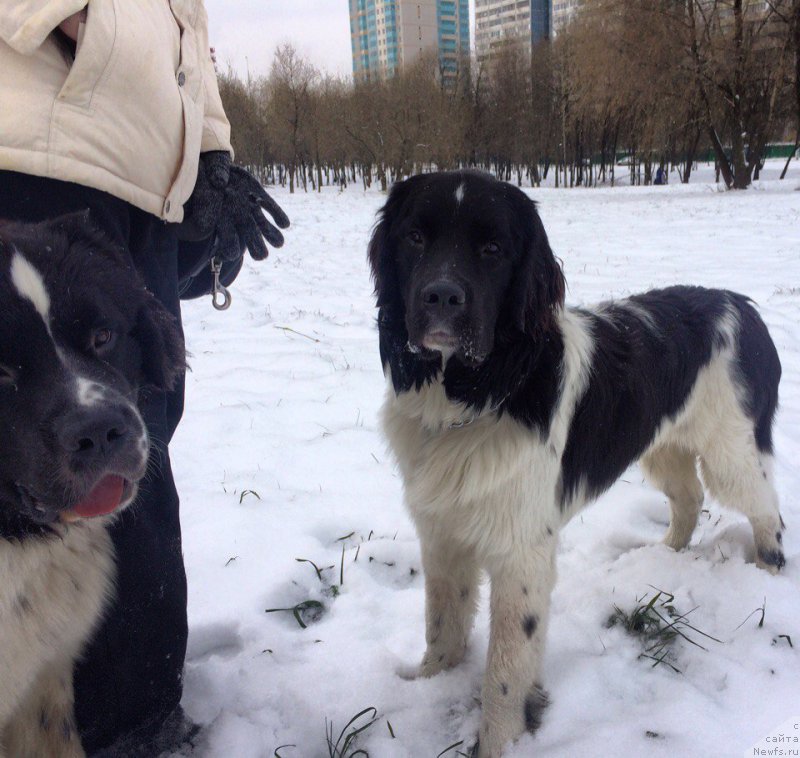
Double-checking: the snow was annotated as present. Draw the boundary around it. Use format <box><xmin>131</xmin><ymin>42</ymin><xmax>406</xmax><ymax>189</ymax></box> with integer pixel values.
<box><xmin>172</xmin><ymin>164</ymin><xmax>800</xmax><ymax>758</ymax></box>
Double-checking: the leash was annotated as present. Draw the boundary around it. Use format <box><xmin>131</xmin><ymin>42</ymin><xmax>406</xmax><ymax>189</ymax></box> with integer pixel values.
<box><xmin>179</xmin><ymin>235</ymin><xmax>232</xmax><ymax>311</ymax></box>
<box><xmin>210</xmin><ymin>256</ymin><xmax>232</xmax><ymax>311</ymax></box>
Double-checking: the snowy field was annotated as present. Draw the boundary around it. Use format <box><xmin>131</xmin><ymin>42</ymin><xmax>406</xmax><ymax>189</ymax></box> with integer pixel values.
<box><xmin>172</xmin><ymin>165</ymin><xmax>800</xmax><ymax>758</ymax></box>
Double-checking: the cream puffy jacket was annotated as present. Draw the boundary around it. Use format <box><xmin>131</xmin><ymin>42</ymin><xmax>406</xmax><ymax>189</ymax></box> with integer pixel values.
<box><xmin>0</xmin><ymin>0</ymin><xmax>232</xmax><ymax>222</ymax></box>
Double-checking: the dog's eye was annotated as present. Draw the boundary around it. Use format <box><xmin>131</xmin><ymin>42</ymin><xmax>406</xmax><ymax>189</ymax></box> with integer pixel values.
<box><xmin>91</xmin><ymin>328</ymin><xmax>115</xmax><ymax>353</ymax></box>
<box><xmin>481</xmin><ymin>242</ymin><xmax>501</xmax><ymax>256</ymax></box>
<box><xmin>407</xmin><ymin>230</ymin><xmax>424</xmax><ymax>247</ymax></box>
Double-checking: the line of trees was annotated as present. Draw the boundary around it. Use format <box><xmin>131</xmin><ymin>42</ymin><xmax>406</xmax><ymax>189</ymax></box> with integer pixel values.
<box><xmin>219</xmin><ymin>0</ymin><xmax>800</xmax><ymax>191</ymax></box>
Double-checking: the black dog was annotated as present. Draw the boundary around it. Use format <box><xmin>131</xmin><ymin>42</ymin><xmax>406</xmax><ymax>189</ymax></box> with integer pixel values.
<box><xmin>0</xmin><ymin>214</ymin><xmax>183</xmax><ymax>757</ymax></box>
<box><xmin>369</xmin><ymin>170</ymin><xmax>783</xmax><ymax>757</ymax></box>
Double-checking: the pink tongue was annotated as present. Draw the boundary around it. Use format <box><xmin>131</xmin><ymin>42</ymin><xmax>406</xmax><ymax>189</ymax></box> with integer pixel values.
<box><xmin>72</xmin><ymin>475</ymin><xmax>125</xmax><ymax>518</ymax></box>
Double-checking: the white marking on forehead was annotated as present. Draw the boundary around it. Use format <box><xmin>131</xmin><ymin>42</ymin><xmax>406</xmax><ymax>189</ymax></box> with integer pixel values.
<box><xmin>11</xmin><ymin>253</ymin><xmax>51</xmax><ymax>324</ymax></box>
<box><xmin>76</xmin><ymin>377</ymin><xmax>107</xmax><ymax>407</ymax></box>
<box><xmin>455</xmin><ymin>183</ymin><xmax>465</xmax><ymax>205</ymax></box>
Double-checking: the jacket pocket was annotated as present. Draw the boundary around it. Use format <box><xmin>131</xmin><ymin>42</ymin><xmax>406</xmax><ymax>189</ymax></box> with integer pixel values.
<box><xmin>169</xmin><ymin>0</ymin><xmax>202</xmax><ymax>101</ymax></box>
<box><xmin>57</xmin><ymin>0</ymin><xmax>117</xmax><ymax>108</ymax></box>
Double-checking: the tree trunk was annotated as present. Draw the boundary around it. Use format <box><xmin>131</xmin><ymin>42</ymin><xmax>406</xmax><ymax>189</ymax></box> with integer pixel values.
<box><xmin>708</xmin><ymin>126</ymin><xmax>734</xmax><ymax>188</ymax></box>
<box><xmin>780</xmin><ymin>134</ymin><xmax>800</xmax><ymax>179</ymax></box>
<box><xmin>683</xmin><ymin>124</ymin><xmax>701</xmax><ymax>184</ymax></box>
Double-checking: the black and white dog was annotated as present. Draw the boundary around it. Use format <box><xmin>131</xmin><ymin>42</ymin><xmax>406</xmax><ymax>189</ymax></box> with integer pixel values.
<box><xmin>0</xmin><ymin>215</ymin><xmax>183</xmax><ymax>757</ymax></box>
<box><xmin>369</xmin><ymin>171</ymin><xmax>783</xmax><ymax>757</ymax></box>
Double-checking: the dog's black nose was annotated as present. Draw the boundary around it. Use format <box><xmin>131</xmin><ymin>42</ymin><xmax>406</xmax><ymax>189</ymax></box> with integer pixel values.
<box><xmin>421</xmin><ymin>280</ymin><xmax>467</xmax><ymax>311</ymax></box>
<box><xmin>58</xmin><ymin>409</ymin><xmax>131</xmax><ymax>464</ymax></box>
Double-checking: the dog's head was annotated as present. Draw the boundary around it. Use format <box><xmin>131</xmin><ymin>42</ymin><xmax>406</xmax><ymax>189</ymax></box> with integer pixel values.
<box><xmin>368</xmin><ymin>171</ymin><xmax>564</xmax><ymax>371</ymax></box>
<box><xmin>0</xmin><ymin>214</ymin><xmax>185</xmax><ymax>534</ymax></box>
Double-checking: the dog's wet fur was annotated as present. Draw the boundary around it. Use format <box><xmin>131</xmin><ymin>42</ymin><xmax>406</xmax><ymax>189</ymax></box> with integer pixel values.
<box><xmin>0</xmin><ymin>214</ymin><xmax>184</xmax><ymax>757</ymax></box>
<box><xmin>370</xmin><ymin>170</ymin><xmax>783</xmax><ymax>757</ymax></box>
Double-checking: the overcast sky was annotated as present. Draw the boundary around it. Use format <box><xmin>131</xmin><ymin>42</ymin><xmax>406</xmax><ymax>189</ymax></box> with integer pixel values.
<box><xmin>204</xmin><ymin>1</ymin><xmax>475</xmax><ymax>80</ymax></box>
<box><xmin>204</xmin><ymin>1</ymin><xmax>351</xmax><ymax>78</ymax></box>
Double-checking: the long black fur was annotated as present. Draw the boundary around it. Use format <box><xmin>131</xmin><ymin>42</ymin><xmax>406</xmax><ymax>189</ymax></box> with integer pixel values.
<box><xmin>370</xmin><ymin>169</ymin><xmax>566</xmax><ymax>431</ymax></box>
<box><xmin>370</xmin><ymin>170</ymin><xmax>781</xmax><ymax>510</ymax></box>
<box><xmin>369</xmin><ymin>169</ymin><xmax>783</xmax><ymax>754</ymax></box>
<box><xmin>0</xmin><ymin>215</ymin><xmax>185</xmax><ymax>542</ymax></box>
<box><xmin>560</xmin><ymin>287</ymin><xmax>780</xmax><ymax>505</ymax></box>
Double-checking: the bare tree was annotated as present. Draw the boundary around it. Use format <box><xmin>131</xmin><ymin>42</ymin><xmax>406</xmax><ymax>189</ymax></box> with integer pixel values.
<box><xmin>268</xmin><ymin>44</ymin><xmax>318</xmax><ymax>193</ymax></box>
<box><xmin>680</xmin><ymin>0</ymin><xmax>792</xmax><ymax>187</ymax></box>
<box><xmin>215</xmin><ymin>15</ymin><xmax>794</xmax><ymax>193</ymax></box>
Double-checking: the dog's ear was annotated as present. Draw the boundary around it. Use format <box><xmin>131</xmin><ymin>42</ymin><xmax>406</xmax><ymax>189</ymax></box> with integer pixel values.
<box><xmin>507</xmin><ymin>189</ymin><xmax>565</xmax><ymax>338</ymax></box>
<box><xmin>134</xmin><ymin>293</ymin><xmax>186</xmax><ymax>391</ymax></box>
<box><xmin>49</xmin><ymin>210</ymin><xmax>133</xmax><ymax>268</ymax></box>
<box><xmin>368</xmin><ymin>174</ymin><xmax>428</xmax><ymax>308</ymax></box>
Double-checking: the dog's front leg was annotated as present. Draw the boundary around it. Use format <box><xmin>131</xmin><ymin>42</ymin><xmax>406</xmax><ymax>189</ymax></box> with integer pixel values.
<box><xmin>4</xmin><ymin>659</ymin><xmax>85</xmax><ymax>758</ymax></box>
<box><xmin>415</xmin><ymin>531</ymin><xmax>480</xmax><ymax>678</ymax></box>
<box><xmin>477</xmin><ymin>541</ymin><xmax>556</xmax><ymax>758</ymax></box>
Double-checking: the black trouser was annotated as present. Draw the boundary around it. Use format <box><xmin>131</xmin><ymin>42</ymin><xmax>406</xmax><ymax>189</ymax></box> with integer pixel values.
<box><xmin>0</xmin><ymin>171</ymin><xmax>187</xmax><ymax>754</ymax></box>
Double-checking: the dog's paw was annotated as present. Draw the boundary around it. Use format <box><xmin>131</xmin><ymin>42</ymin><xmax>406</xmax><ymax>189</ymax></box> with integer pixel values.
<box><xmin>524</xmin><ymin>685</ymin><xmax>549</xmax><ymax>733</ymax></box>
<box><xmin>476</xmin><ymin>684</ymin><xmax>549</xmax><ymax>757</ymax></box>
<box><xmin>756</xmin><ymin>547</ymin><xmax>785</xmax><ymax>575</ymax></box>
<box><xmin>396</xmin><ymin>647</ymin><xmax>465</xmax><ymax>680</ymax></box>
<box><xmin>395</xmin><ymin>661</ymin><xmax>423</xmax><ymax>681</ymax></box>
<box><xmin>420</xmin><ymin>647</ymin><xmax>466</xmax><ymax>678</ymax></box>
<box><xmin>753</xmin><ymin>516</ymin><xmax>786</xmax><ymax>575</ymax></box>
<box><xmin>662</xmin><ymin>528</ymin><xmax>692</xmax><ymax>552</ymax></box>
<box><xmin>397</xmin><ymin>653</ymin><xmax>462</xmax><ymax>680</ymax></box>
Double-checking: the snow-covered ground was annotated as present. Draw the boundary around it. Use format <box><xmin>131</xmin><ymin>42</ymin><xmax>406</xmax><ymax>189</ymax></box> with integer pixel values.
<box><xmin>173</xmin><ymin>164</ymin><xmax>800</xmax><ymax>758</ymax></box>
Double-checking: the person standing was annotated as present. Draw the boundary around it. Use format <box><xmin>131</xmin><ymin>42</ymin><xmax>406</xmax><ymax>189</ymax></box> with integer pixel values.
<box><xmin>0</xmin><ymin>2</ymin><xmax>289</xmax><ymax>753</ymax></box>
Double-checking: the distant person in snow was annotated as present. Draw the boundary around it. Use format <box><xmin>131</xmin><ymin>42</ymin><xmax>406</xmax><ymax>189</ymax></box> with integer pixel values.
<box><xmin>654</xmin><ymin>166</ymin><xmax>666</xmax><ymax>185</ymax></box>
<box><xmin>0</xmin><ymin>2</ymin><xmax>289</xmax><ymax>754</ymax></box>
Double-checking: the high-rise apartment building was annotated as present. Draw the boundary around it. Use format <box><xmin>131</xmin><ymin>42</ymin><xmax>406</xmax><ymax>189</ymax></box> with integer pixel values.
<box><xmin>551</xmin><ymin>0</ymin><xmax>582</xmax><ymax>34</ymax></box>
<box><xmin>474</xmin><ymin>0</ymin><xmax>551</xmax><ymax>60</ymax></box>
<box><xmin>349</xmin><ymin>0</ymin><xmax>470</xmax><ymax>84</ymax></box>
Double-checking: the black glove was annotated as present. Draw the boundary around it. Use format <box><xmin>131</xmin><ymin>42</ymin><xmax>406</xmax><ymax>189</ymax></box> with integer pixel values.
<box><xmin>176</xmin><ymin>151</ymin><xmax>230</xmax><ymax>241</ymax></box>
<box><xmin>177</xmin><ymin>151</ymin><xmax>290</xmax><ymax>262</ymax></box>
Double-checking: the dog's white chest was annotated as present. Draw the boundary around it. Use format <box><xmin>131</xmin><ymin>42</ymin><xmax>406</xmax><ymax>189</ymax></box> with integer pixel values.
<box><xmin>0</xmin><ymin>522</ymin><xmax>114</xmax><ymax>716</ymax></box>
<box><xmin>382</xmin><ymin>380</ymin><xmax>560</xmax><ymax>558</ymax></box>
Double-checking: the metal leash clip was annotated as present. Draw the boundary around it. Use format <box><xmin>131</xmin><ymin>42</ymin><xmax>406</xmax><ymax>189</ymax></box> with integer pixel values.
<box><xmin>211</xmin><ymin>257</ymin><xmax>232</xmax><ymax>311</ymax></box>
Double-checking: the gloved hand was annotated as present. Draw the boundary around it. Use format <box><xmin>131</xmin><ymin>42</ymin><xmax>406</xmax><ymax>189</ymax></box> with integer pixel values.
<box><xmin>177</xmin><ymin>151</ymin><xmax>290</xmax><ymax>261</ymax></box>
